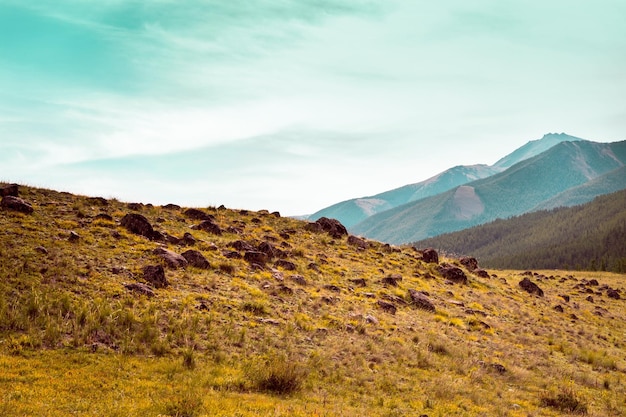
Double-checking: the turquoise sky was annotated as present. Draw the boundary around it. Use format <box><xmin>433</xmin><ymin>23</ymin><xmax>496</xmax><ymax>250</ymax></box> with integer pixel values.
<box><xmin>1</xmin><ymin>1</ymin><xmax>625</xmax><ymax>214</ymax></box>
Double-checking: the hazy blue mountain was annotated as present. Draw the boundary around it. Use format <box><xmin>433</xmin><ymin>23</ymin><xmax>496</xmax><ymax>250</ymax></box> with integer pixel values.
<box><xmin>309</xmin><ymin>132</ymin><xmax>583</xmax><ymax>227</ymax></box>
<box><xmin>412</xmin><ymin>189</ymin><xmax>626</xmax><ymax>272</ymax></box>
<box><xmin>492</xmin><ymin>132</ymin><xmax>584</xmax><ymax>169</ymax></box>
<box><xmin>351</xmin><ymin>140</ymin><xmax>626</xmax><ymax>244</ymax></box>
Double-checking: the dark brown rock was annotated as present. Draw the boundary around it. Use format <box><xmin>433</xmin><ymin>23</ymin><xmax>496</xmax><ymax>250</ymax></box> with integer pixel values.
<box><xmin>607</xmin><ymin>289</ymin><xmax>620</xmax><ymax>299</ymax></box>
<box><xmin>377</xmin><ymin>300</ymin><xmax>397</xmax><ymax>315</ymax></box>
<box><xmin>153</xmin><ymin>247</ymin><xmax>188</xmax><ymax>268</ymax></box>
<box><xmin>162</xmin><ymin>203</ymin><xmax>181</xmax><ymax>210</ymax></box>
<box><xmin>120</xmin><ymin>213</ymin><xmax>156</xmax><ymax>239</ymax></box>
<box><xmin>275</xmin><ymin>260</ymin><xmax>296</xmax><ymax>270</ymax></box>
<box><xmin>349</xmin><ymin>278</ymin><xmax>367</xmax><ymax>287</ymax></box>
<box><xmin>306</xmin><ymin>217</ymin><xmax>348</xmax><ymax>239</ymax></box>
<box><xmin>94</xmin><ymin>213</ymin><xmax>113</xmax><ymax>221</ymax></box>
<box><xmin>0</xmin><ymin>183</ymin><xmax>19</xmax><ymax>197</ymax></box>
<box><xmin>184</xmin><ymin>208</ymin><xmax>214</xmax><ymax>221</ymax></box>
<box><xmin>222</xmin><ymin>250</ymin><xmax>242</xmax><ymax>259</ymax></box>
<box><xmin>258</xmin><ymin>241</ymin><xmax>278</xmax><ymax>259</ymax></box>
<box><xmin>459</xmin><ymin>257</ymin><xmax>479</xmax><ymax>271</ymax></box>
<box><xmin>518</xmin><ymin>277</ymin><xmax>544</xmax><ymax>297</ymax></box>
<box><xmin>193</xmin><ymin>220</ymin><xmax>222</xmax><ymax>235</ymax></box>
<box><xmin>474</xmin><ymin>269</ymin><xmax>490</xmax><ymax>278</ymax></box>
<box><xmin>68</xmin><ymin>231</ymin><xmax>80</xmax><ymax>243</ymax></box>
<box><xmin>290</xmin><ymin>274</ymin><xmax>307</xmax><ymax>286</ymax></box>
<box><xmin>229</xmin><ymin>240</ymin><xmax>255</xmax><ymax>252</ymax></box>
<box><xmin>1</xmin><ymin>195</ymin><xmax>34</xmax><ymax>214</ymax></box>
<box><xmin>307</xmin><ymin>262</ymin><xmax>320</xmax><ymax>272</ymax></box>
<box><xmin>408</xmin><ymin>289</ymin><xmax>436</xmax><ymax>312</ymax></box>
<box><xmin>181</xmin><ymin>250</ymin><xmax>211</xmax><ymax>269</ymax></box>
<box><xmin>143</xmin><ymin>265</ymin><xmax>168</xmax><ymax>288</ymax></box>
<box><xmin>324</xmin><ymin>284</ymin><xmax>341</xmax><ymax>293</ymax></box>
<box><xmin>381</xmin><ymin>274</ymin><xmax>403</xmax><ymax>287</ymax></box>
<box><xmin>553</xmin><ymin>305</ymin><xmax>564</xmax><ymax>312</ymax></box>
<box><xmin>127</xmin><ymin>202</ymin><xmax>143</xmax><ymax>211</ymax></box>
<box><xmin>420</xmin><ymin>248</ymin><xmax>439</xmax><ymax>264</ymax></box>
<box><xmin>244</xmin><ymin>251</ymin><xmax>268</xmax><ymax>265</ymax></box>
<box><xmin>438</xmin><ymin>264</ymin><xmax>467</xmax><ymax>284</ymax></box>
<box><xmin>180</xmin><ymin>232</ymin><xmax>197</xmax><ymax>246</ymax></box>
<box><xmin>124</xmin><ymin>282</ymin><xmax>155</xmax><ymax>297</ymax></box>
<box><xmin>347</xmin><ymin>235</ymin><xmax>369</xmax><ymax>249</ymax></box>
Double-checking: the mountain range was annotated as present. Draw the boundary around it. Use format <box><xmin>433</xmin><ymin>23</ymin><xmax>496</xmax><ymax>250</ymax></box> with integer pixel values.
<box><xmin>310</xmin><ymin>133</ymin><xmax>626</xmax><ymax>244</ymax></box>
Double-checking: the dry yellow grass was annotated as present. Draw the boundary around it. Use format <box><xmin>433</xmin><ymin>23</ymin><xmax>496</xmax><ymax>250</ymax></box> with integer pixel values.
<box><xmin>1</xmin><ymin>184</ymin><xmax>625</xmax><ymax>416</ymax></box>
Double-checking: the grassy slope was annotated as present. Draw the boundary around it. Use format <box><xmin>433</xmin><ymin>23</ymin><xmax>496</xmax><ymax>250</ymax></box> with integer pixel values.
<box><xmin>1</xmin><ymin>185</ymin><xmax>626</xmax><ymax>416</ymax></box>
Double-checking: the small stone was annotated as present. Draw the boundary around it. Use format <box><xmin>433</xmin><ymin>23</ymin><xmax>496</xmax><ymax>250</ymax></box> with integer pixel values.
<box><xmin>68</xmin><ymin>231</ymin><xmax>80</xmax><ymax>242</ymax></box>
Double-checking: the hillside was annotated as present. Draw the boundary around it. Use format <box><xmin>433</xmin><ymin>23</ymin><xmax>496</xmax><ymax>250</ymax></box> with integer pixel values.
<box><xmin>353</xmin><ymin>140</ymin><xmax>626</xmax><ymax>244</ymax></box>
<box><xmin>414</xmin><ymin>189</ymin><xmax>626</xmax><ymax>272</ymax></box>
<box><xmin>1</xmin><ymin>183</ymin><xmax>626</xmax><ymax>416</ymax></box>
<box><xmin>309</xmin><ymin>133</ymin><xmax>583</xmax><ymax>227</ymax></box>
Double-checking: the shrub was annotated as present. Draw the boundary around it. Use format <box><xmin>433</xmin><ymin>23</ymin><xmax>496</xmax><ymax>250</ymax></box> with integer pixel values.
<box><xmin>245</xmin><ymin>353</ymin><xmax>308</xmax><ymax>395</ymax></box>
<box><xmin>540</xmin><ymin>388</ymin><xmax>588</xmax><ymax>415</ymax></box>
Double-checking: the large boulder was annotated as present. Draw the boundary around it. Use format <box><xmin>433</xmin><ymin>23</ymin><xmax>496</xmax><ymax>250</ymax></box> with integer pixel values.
<box><xmin>408</xmin><ymin>289</ymin><xmax>436</xmax><ymax>312</ymax></box>
<box><xmin>0</xmin><ymin>184</ymin><xmax>19</xmax><ymax>197</ymax></box>
<box><xmin>419</xmin><ymin>248</ymin><xmax>439</xmax><ymax>264</ymax></box>
<box><xmin>244</xmin><ymin>251</ymin><xmax>268</xmax><ymax>265</ymax></box>
<box><xmin>183</xmin><ymin>208</ymin><xmax>214</xmax><ymax>221</ymax></box>
<box><xmin>1</xmin><ymin>195</ymin><xmax>33</xmax><ymax>214</ymax></box>
<box><xmin>438</xmin><ymin>263</ymin><xmax>468</xmax><ymax>284</ymax></box>
<box><xmin>143</xmin><ymin>265</ymin><xmax>168</xmax><ymax>288</ymax></box>
<box><xmin>192</xmin><ymin>220</ymin><xmax>222</xmax><ymax>235</ymax></box>
<box><xmin>347</xmin><ymin>235</ymin><xmax>369</xmax><ymax>249</ymax></box>
<box><xmin>181</xmin><ymin>249</ymin><xmax>210</xmax><ymax>269</ymax></box>
<box><xmin>459</xmin><ymin>257</ymin><xmax>479</xmax><ymax>271</ymax></box>
<box><xmin>121</xmin><ymin>213</ymin><xmax>158</xmax><ymax>240</ymax></box>
<box><xmin>306</xmin><ymin>217</ymin><xmax>348</xmax><ymax>239</ymax></box>
<box><xmin>153</xmin><ymin>247</ymin><xmax>188</xmax><ymax>268</ymax></box>
<box><xmin>519</xmin><ymin>277</ymin><xmax>544</xmax><ymax>297</ymax></box>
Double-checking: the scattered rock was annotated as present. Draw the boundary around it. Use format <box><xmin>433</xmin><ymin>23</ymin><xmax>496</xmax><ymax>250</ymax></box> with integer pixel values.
<box><xmin>490</xmin><ymin>363</ymin><xmax>506</xmax><ymax>374</ymax></box>
<box><xmin>408</xmin><ymin>289</ymin><xmax>436</xmax><ymax>312</ymax></box>
<box><xmin>120</xmin><ymin>213</ymin><xmax>158</xmax><ymax>240</ymax></box>
<box><xmin>1</xmin><ymin>195</ymin><xmax>34</xmax><ymax>214</ymax></box>
<box><xmin>127</xmin><ymin>202</ymin><xmax>143</xmax><ymax>211</ymax></box>
<box><xmin>377</xmin><ymin>300</ymin><xmax>397</xmax><ymax>315</ymax></box>
<box><xmin>275</xmin><ymin>259</ymin><xmax>296</xmax><ymax>270</ymax></box>
<box><xmin>306</xmin><ymin>217</ymin><xmax>348</xmax><ymax>239</ymax></box>
<box><xmin>229</xmin><ymin>240</ymin><xmax>255</xmax><ymax>252</ymax></box>
<box><xmin>553</xmin><ymin>305</ymin><xmax>564</xmax><ymax>312</ymax></box>
<box><xmin>324</xmin><ymin>284</ymin><xmax>341</xmax><ymax>293</ymax></box>
<box><xmin>162</xmin><ymin>203</ymin><xmax>181</xmax><ymax>210</ymax></box>
<box><xmin>347</xmin><ymin>235</ymin><xmax>369</xmax><ymax>249</ymax></box>
<box><xmin>193</xmin><ymin>220</ymin><xmax>223</xmax><ymax>235</ymax></box>
<box><xmin>290</xmin><ymin>274</ymin><xmax>307</xmax><ymax>286</ymax></box>
<box><xmin>307</xmin><ymin>262</ymin><xmax>321</xmax><ymax>272</ymax></box>
<box><xmin>0</xmin><ymin>183</ymin><xmax>19</xmax><ymax>197</ymax></box>
<box><xmin>349</xmin><ymin>278</ymin><xmax>367</xmax><ymax>287</ymax></box>
<box><xmin>438</xmin><ymin>264</ymin><xmax>468</xmax><ymax>284</ymax></box>
<box><xmin>418</xmin><ymin>248</ymin><xmax>439</xmax><ymax>264</ymax></box>
<box><xmin>153</xmin><ymin>247</ymin><xmax>188</xmax><ymax>269</ymax></box>
<box><xmin>271</xmin><ymin>211</ymin><xmax>281</xmax><ymax>217</ymax></box>
<box><xmin>258</xmin><ymin>241</ymin><xmax>279</xmax><ymax>259</ymax></box>
<box><xmin>607</xmin><ymin>289</ymin><xmax>620</xmax><ymax>299</ymax></box>
<box><xmin>181</xmin><ymin>250</ymin><xmax>211</xmax><ymax>269</ymax></box>
<box><xmin>124</xmin><ymin>282</ymin><xmax>155</xmax><ymax>297</ymax></box>
<box><xmin>364</xmin><ymin>314</ymin><xmax>379</xmax><ymax>324</ymax></box>
<box><xmin>222</xmin><ymin>250</ymin><xmax>242</xmax><ymax>259</ymax></box>
<box><xmin>143</xmin><ymin>265</ymin><xmax>168</xmax><ymax>288</ymax></box>
<box><xmin>559</xmin><ymin>294</ymin><xmax>570</xmax><ymax>302</ymax></box>
<box><xmin>88</xmin><ymin>197</ymin><xmax>109</xmax><ymax>206</ymax></box>
<box><xmin>68</xmin><ymin>231</ymin><xmax>80</xmax><ymax>243</ymax></box>
<box><xmin>474</xmin><ymin>269</ymin><xmax>490</xmax><ymax>278</ymax></box>
<box><xmin>381</xmin><ymin>274</ymin><xmax>403</xmax><ymax>287</ymax></box>
<box><xmin>459</xmin><ymin>257</ymin><xmax>479</xmax><ymax>271</ymax></box>
<box><xmin>94</xmin><ymin>213</ymin><xmax>113</xmax><ymax>221</ymax></box>
<box><xmin>183</xmin><ymin>208</ymin><xmax>214</xmax><ymax>221</ymax></box>
<box><xmin>518</xmin><ymin>277</ymin><xmax>544</xmax><ymax>297</ymax></box>
<box><xmin>244</xmin><ymin>251</ymin><xmax>268</xmax><ymax>265</ymax></box>
<box><xmin>34</xmin><ymin>246</ymin><xmax>48</xmax><ymax>254</ymax></box>
<box><xmin>586</xmin><ymin>296</ymin><xmax>594</xmax><ymax>303</ymax></box>
<box><xmin>588</xmin><ymin>279</ymin><xmax>599</xmax><ymax>286</ymax></box>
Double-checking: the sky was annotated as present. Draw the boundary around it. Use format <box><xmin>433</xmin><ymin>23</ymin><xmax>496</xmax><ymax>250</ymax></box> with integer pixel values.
<box><xmin>1</xmin><ymin>1</ymin><xmax>625</xmax><ymax>215</ymax></box>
